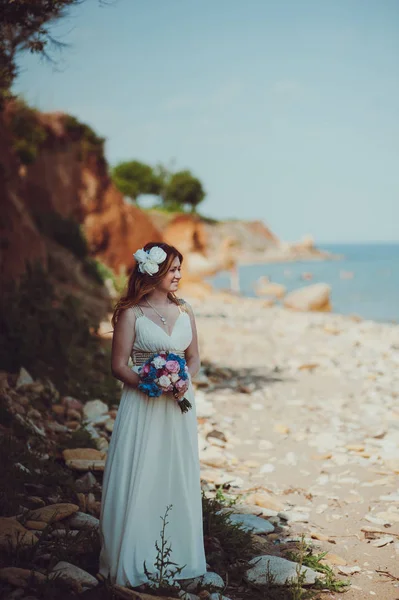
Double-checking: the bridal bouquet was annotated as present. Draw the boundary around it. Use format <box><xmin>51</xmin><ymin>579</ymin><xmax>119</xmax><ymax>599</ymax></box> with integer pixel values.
<box><xmin>137</xmin><ymin>352</ymin><xmax>192</xmax><ymax>413</ymax></box>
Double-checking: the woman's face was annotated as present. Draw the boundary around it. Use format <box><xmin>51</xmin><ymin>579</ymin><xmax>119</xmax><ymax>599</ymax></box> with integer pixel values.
<box><xmin>158</xmin><ymin>255</ymin><xmax>182</xmax><ymax>293</ymax></box>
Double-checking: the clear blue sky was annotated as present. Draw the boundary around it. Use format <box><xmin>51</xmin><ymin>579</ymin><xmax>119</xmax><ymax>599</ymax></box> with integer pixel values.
<box><xmin>13</xmin><ymin>0</ymin><xmax>399</xmax><ymax>243</ymax></box>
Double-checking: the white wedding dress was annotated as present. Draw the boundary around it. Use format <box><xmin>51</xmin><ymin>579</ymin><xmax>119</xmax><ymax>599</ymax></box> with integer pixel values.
<box><xmin>98</xmin><ymin>300</ymin><xmax>207</xmax><ymax>587</ymax></box>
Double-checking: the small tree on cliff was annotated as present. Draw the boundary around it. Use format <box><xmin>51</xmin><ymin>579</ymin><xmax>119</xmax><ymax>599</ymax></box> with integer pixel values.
<box><xmin>112</xmin><ymin>160</ymin><xmax>162</xmax><ymax>205</ymax></box>
<box><xmin>164</xmin><ymin>170</ymin><xmax>205</xmax><ymax>213</ymax></box>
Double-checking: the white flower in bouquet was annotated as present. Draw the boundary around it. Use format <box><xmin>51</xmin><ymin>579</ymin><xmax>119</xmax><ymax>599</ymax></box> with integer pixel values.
<box><xmin>158</xmin><ymin>375</ymin><xmax>172</xmax><ymax>389</ymax></box>
<box><xmin>170</xmin><ymin>373</ymin><xmax>180</xmax><ymax>383</ymax></box>
<box><xmin>152</xmin><ymin>356</ymin><xmax>167</xmax><ymax>369</ymax></box>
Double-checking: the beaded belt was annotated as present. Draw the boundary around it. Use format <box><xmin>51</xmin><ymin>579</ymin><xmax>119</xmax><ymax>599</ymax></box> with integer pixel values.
<box><xmin>131</xmin><ymin>350</ymin><xmax>185</xmax><ymax>366</ymax></box>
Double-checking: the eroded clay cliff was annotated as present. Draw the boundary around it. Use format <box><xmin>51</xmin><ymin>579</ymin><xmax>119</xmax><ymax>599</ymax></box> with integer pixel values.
<box><xmin>0</xmin><ymin>102</ymin><xmax>162</xmax><ymax>284</ymax></box>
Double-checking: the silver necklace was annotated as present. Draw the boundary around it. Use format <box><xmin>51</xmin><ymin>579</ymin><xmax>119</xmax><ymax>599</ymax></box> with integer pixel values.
<box><xmin>146</xmin><ymin>297</ymin><xmax>168</xmax><ymax>325</ymax></box>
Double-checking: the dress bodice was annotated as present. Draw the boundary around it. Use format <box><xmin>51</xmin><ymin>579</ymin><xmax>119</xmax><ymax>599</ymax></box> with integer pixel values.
<box><xmin>130</xmin><ymin>300</ymin><xmax>192</xmax><ymax>357</ymax></box>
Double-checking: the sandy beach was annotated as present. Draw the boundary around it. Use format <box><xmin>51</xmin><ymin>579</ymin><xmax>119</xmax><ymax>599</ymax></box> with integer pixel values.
<box><xmin>187</xmin><ymin>292</ymin><xmax>399</xmax><ymax>599</ymax></box>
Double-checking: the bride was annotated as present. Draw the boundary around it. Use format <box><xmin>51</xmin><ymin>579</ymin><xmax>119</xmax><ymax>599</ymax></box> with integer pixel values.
<box><xmin>98</xmin><ymin>241</ymin><xmax>207</xmax><ymax>588</ymax></box>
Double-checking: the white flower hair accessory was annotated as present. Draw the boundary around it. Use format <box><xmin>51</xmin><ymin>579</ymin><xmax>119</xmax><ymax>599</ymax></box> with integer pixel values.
<box><xmin>133</xmin><ymin>246</ymin><xmax>167</xmax><ymax>275</ymax></box>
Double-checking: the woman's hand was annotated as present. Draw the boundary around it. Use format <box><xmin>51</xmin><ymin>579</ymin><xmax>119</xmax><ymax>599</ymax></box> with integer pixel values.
<box><xmin>173</xmin><ymin>379</ymin><xmax>189</xmax><ymax>401</ymax></box>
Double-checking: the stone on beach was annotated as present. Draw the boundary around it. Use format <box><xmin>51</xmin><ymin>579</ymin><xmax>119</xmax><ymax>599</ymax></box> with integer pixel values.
<box><xmin>225</xmin><ymin>513</ymin><xmax>275</xmax><ymax>533</ymax></box>
<box><xmin>16</xmin><ymin>367</ymin><xmax>34</xmax><ymax>388</ymax></box>
<box><xmin>182</xmin><ymin>571</ymin><xmax>224</xmax><ymax>593</ymax></box>
<box><xmin>0</xmin><ymin>518</ymin><xmax>39</xmax><ymax>550</ymax></box>
<box><xmin>62</xmin><ymin>448</ymin><xmax>107</xmax><ymax>470</ymax></box>
<box><xmin>50</xmin><ymin>561</ymin><xmax>99</xmax><ymax>591</ymax></box>
<box><xmin>65</xmin><ymin>459</ymin><xmax>106</xmax><ymax>471</ymax></box>
<box><xmin>63</xmin><ymin>447</ymin><xmax>106</xmax><ymax>459</ymax></box>
<box><xmin>245</xmin><ymin>555</ymin><xmax>320</xmax><ymax>586</ymax></box>
<box><xmin>83</xmin><ymin>399</ymin><xmax>109</xmax><ymax>420</ymax></box>
<box><xmin>0</xmin><ymin>567</ymin><xmax>46</xmax><ymax>588</ymax></box>
<box><xmin>67</xmin><ymin>512</ymin><xmax>99</xmax><ymax>530</ymax></box>
<box><xmin>283</xmin><ymin>283</ymin><xmax>332</xmax><ymax>312</ymax></box>
<box><xmin>199</xmin><ymin>446</ymin><xmax>229</xmax><ymax>468</ymax></box>
<box><xmin>27</xmin><ymin>503</ymin><xmax>79</xmax><ymax>523</ymax></box>
<box><xmin>254</xmin><ymin>276</ymin><xmax>286</xmax><ymax>299</ymax></box>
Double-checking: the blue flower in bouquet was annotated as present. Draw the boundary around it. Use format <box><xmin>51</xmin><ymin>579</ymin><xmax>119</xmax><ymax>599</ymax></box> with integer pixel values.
<box><xmin>138</xmin><ymin>381</ymin><xmax>162</xmax><ymax>397</ymax></box>
<box><xmin>168</xmin><ymin>353</ymin><xmax>187</xmax><ymax>374</ymax></box>
<box><xmin>141</xmin><ymin>365</ymin><xmax>157</xmax><ymax>382</ymax></box>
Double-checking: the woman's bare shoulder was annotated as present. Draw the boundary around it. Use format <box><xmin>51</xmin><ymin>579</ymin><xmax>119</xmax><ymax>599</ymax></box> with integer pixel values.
<box><xmin>117</xmin><ymin>305</ymin><xmax>141</xmax><ymax>324</ymax></box>
<box><xmin>177</xmin><ymin>297</ymin><xmax>193</xmax><ymax>314</ymax></box>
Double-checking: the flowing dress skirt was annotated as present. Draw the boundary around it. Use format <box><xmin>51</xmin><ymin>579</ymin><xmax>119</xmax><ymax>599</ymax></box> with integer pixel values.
<box><xmin>98</xmin><ymin>376</ymin><xmax>207</xmax><ymax>587</ymax></box>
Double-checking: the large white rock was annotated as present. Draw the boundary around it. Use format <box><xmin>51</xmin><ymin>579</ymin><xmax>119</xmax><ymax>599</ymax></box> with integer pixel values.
<box><xmin>225</xmin><ymin>513</ymin><xmax>275</xmax><ymax>534</ymax></box>
<box><xmin>199</xmin><ymin>446</ymin><xmax>228</xmax><ymax>468</ymax></box>
<box><xmin>50</xmin><ymin>561</ymin><xmax>98</xmax><ymax>591</ymax></box>
<box><xmin>67</xmin><ymin>512</ymin><xmax>99</xmax><ymax>530</ymax></box>
<box><xmin>283</xmin><ymin>283</ymin><xmax>332</xmax><ymax>312</ymax></box>
<box><xmin>179</xmin><ymin>591</ymin><xmax>200</xmax><ymax>600</ymax></box>
<box><xmin>245</xmin><ymin>555</ymin><xmax>319</xmax><ymax>586</ymax></box>
<box><xmin>16</xmin><ymin>367</ymin><xmax>34</xmax><ymax>388</ymax></box>
<box><xmin>255</xmin><ymin>277</ymin><xmax>286</xmax><ymax>299</ymax></box>
<box><xmin>83</xmin><ymin>399</ymin><xmax>109</xmax><ymax>421</ymax></box>
<box><xmin>182</xmin><ymin>571</ymin><xmax>224</xmax><ymax>593</ymax></box>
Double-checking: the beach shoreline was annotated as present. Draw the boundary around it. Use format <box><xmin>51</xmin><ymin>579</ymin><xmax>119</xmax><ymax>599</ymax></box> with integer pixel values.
<box><xmin>235</xmin><ymin>248</ymin><xmax>344</xmax><ymax>267</ymax></box>
<box><xmin>185</xmin><ymin>291</ymin><xmax>399</xmax><ymax>600</ymax></box>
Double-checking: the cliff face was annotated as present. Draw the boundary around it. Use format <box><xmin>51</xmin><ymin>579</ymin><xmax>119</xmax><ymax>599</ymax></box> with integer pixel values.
<box><xmin>1</xmin><ymin>100</ymin><xmax>326</xmax><ymax>299</ymax></box>
<box><xmin>0</xmin><ymin>103</ymin><xmax>162</xmax><ymax>284</ymax></box>
<box><xmin>162</xmin><ymin>214</ymin><xmax>280</xmax><ymax>278</ymax></box>
<box><xmin>0</xmin><ymin>110</ymin><xmax>48</xmax><ymax>281</ymax></box>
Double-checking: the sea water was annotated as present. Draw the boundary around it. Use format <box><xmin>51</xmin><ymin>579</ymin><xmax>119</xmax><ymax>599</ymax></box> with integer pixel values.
<box><xmin>210</xmin><ymin>243</ymin><xmax>399</xmax><ymax>323</ymax></box>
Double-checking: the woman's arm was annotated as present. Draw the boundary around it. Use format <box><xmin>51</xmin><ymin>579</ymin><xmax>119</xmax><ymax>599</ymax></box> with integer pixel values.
<box><xmin>184</xmin><ymin>302</ymin><xmax>201</xmax><ymax>380</ymax></box>
<box><xmin>111</xmin><ymin>307</ymin><xmax>140</xmax><ymax>388</ymax></box>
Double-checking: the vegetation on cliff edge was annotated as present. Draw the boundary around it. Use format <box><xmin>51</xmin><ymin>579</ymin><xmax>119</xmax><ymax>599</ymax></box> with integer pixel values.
<box><xmin>0</xmin><ymin>262</ymin><xmax>119</xmax><ymax>402</ymax></box>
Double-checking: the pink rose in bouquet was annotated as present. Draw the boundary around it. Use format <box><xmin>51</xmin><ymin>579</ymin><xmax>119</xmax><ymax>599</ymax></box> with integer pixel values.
<box><xmin>142</xmin><ymin>363</ymin><xmax>151</xmax><ymax>375</ymax></box>
<box><xmin>165</xmin><ymin>360</ymin><xmax>180</xmax><ymax>374</ymax></box>
<box><xmin>175</xmin><ymin>378</ymin><xmax>189</xmax><ymax>393</ymax></box>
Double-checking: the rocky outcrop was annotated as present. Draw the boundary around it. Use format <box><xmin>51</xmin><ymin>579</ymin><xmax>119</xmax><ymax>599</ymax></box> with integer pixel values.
<box><xmin>0</xmin><ymin>100</ymin><xmax>334</xmax><ymax>291</ymax></box>
<box><xmin>254</xmin><ymin>276</ymin><xmax>286</xmax><ymax>299</ymax></box>
<box><xmin>163</xmin><ymin>215</ymin><xmax>236</xmax><ymax>280</ymax></box>
<box><xmin>164</xmin><ymin>214</ymin><xmax>272</xmax><ymax>279</ymax></box>
<box><xmin>0</xmin><ymin>112</ymin><xmax>47</xmax><ymax>281</ymax></box>
<box><xmin>85</xmin><ymin>187</ymin><xmax>162</xmax><ymax>273</ymax></box>
<box><xmin>283</xmin><ymin>283</ymin><xmax>332</xmax><ymax>312</ymax></box>
<box><xmin>0</xmin><ymin>102</ymin><xmax>162</xmax><ymax>283</ymax></box>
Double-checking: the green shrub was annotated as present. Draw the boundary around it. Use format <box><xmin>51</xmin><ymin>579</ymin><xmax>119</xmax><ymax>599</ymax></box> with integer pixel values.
<box><xmin>82</xmin><ymin>257</ymin><xmax>105</xmax><ymax>284</ymax></box>
<box><xmin>58</xmin><ymin>425</ymin><xmax>98</xmax><ymax>451</ymax></box>
<box><xmin>0</xmin><ymin>262</ymin><xmax>119</xmax><ymax>403</ymax></box>
<box><xmin>9</xmin><ymin>99</ymin><xmax>47</xmax><ymax>164</ymax></box>
<box><xmin>0</xmin><ymin>433</ymin><xmax>76</xmax><ymax>517</ymax></box>
<box><xmin>32</xmin><ymin>210</ymin><xmax>88</xmax><ymax>259</ymax></box>
<box><xmin>201</xmin><ymin>490</ymin><xmax>254</xmax><ymax>576</ymax></box>
<box><xmin>64</xmin><ymin>115</ymin><xmax>105</xmax><ymax>160</ymax></box>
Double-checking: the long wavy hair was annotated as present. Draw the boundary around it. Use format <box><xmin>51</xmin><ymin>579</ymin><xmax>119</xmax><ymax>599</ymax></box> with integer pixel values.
<box><xmin>111</xmin><ymin>242</ymin><xmax>183</xmax><ymax>328</ymax></box>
